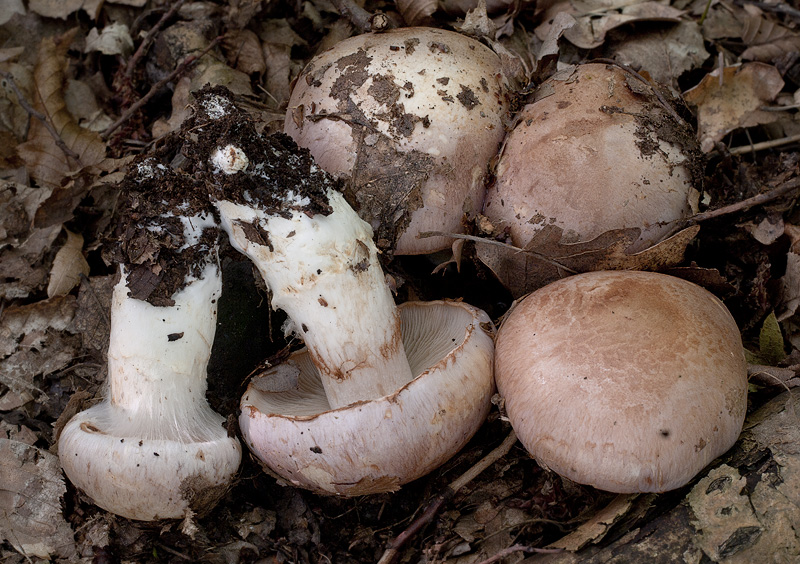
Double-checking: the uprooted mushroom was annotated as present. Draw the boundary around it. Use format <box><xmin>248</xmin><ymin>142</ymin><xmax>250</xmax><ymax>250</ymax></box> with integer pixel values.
<box><xmin>191</xmin><ymin>87</ymin><xmax>495</xmax><ymax>496</ymax></box>
<box><xmin>57</xmin><ymin>159</ymin><xmax>242</xmax><ymax>521</ymax></box>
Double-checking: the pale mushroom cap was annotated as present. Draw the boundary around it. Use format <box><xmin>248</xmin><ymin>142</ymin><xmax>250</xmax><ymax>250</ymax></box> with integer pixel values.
<box><xmin>495</xmin><ymin>270</ymin><xmax>748</xmax><ymax>493</ymax></box>
<box><xmin>483</xmin><ymin>64</ymin><xmax>699</xmax><ymax>253</ymax></box>
<box><xmin>240</xmin><ymin>301</ymin><xmax>495</xmax><ymax>496</ymax></box>
<box><xmin>284</xmin><ymin>27</ymin><xmax>511</xmax><ymax>254</ymax></box>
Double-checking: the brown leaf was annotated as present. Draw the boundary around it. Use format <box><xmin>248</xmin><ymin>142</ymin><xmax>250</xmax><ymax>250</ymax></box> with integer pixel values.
<box><xmin>563</xmin><ymin>2</ymin><xmax>684</xmax><ymax>49</ymax></box>
<box><xmin>0</xmin><ymin>439</ymin><xmax>77</xmax><ymax>559</ymax></box>
<box><xmin>740</xmin><ymin>14</ymin><xmax>800</xmax><ymax>62</ymax></box>
<box><xmin>16</xmin><ymin>28</ymin><xmax>108</xmax><ymax>189</ymax></box>
<box><xmin>69</xmin><ymin>274</ymin><xmax>114</xmax><ymax>354</ymax></box>
<box><xmin>476</xmin><ymin>225</ymin><xmax>699</xmax><ymax>297</ymax></box>
<box><xmin>47</xmin><ymin>228</ymin><xmax>89</xmax><ymax>297</ymax></box>
<box><xmin>548</xmin><ymin>495</ymin><xmax>636</xmax><ymax>550</ymax></box>
<box><xmin>683</xmin><ymin>62</ymin><xmax>784</xmax><ymax>152</ymax></box>
<box><xmin>397</xmin><ymin>0</ymin><xmax>437</xmax><ymax>25</ymax></box>
<box><xmin>223</xmin><ymin>29</ymin><xmax>266</xmax><ymax>75</ymax></box>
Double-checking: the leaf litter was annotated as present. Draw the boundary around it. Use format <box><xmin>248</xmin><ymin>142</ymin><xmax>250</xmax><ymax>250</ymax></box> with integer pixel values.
<box><xmin>3</xmin><ymin>0</ymin><xmax>800</xmax><ymax>562</ymax></box>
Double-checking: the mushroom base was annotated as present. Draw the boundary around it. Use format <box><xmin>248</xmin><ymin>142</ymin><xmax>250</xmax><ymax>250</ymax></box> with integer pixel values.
<box><xmin>240</xmin><ymin>301</ymin><xmax>495</xmax><ymax>496</ymax></box>
<box><xmin>58</xmin><ymin>404</ymin><xmax>242</xmax><ymax>521</ymax></box>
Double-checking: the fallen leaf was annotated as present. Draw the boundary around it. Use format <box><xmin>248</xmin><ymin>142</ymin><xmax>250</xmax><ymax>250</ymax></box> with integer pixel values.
<box><xmin>476</xmin><ymin>225</ymin><xmax>699</xmax><ymax>297</ymax></box>
<box><xmin>16</xmin><ymin>29</ymin><xmax>108</xmax><ymax>189</ymax></box>
<box><xmin>152</xmin><ymin>76</ymin><xmax>192</xmax><ymax>139</ymax></box>
<box><xmin>740</xmin><ymin>13</ymin><xmax>800</xmax><ymax>62</ymax></box>
<box><xmin>0</xmin><ymin>0</ymin><xmax>25</xmax><ymax>25</ymax></box>
<box><xmin>47</xmin><ymin>228</ymin><xmax>89</xmax><ymax>297</ymax></box>
<box><xmin>683</xmin><ymin>62</ymin><xmax>784</xmax><ymax>152</ymax></box>
<box><xmin>0</xmin><ymin>61</ymin><xmax>34</xmax><ymax>142</ymax></box>
<box><xmin>0</xmin><ymin>439</ymin><xmax>77</xmax><ymax>559</ymax></box>
<box><xmin>564</xmin><ymin>2</ymin><xmax>684</xmax><ymax>49</ymax></box>
<box><xmin>27</xmin><ymin>0</ymin><xmax>83</xmax><ymax>19</ymax></box>
<box><xmin>84</xmin><ymin>22</ymin><xmax>134</xmax><ymax>56</ymax></box>
<box><xmin>396</xmin><ymin>0</ymin><xmax>437</xmax><ymax>25</ymax></box>
<box><xmin>608</xmin><ymin>21</ymin><xmax>709</xmax><ymax>86</ymax></box>
<box><xmin>223</xmin><ymin>29</ymin><xmax>266</xmax><ymax>75</ymax></box>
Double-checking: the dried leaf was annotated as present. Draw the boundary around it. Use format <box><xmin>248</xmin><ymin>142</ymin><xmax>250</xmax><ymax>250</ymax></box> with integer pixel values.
<box><xmin>223</xmin><ymin>29</ymin><xmax>266</xmax><ymax>75</ymax></box>
<box><xmin>477</xmin><ymin>225</ymin><xmax>699</xmax><ymax>297</ymax></box>
<box><xmin>16</xmin><ymin>28</ymin><xmax>108</xmax><ymax>189</ymax></box>
<box><xmin>0</xmin><ymin>439</ymin><xmax>77</xmax><ymax>559</ymax></box>
<box><xmin>397</xmin><ymin>0</ymin><xmax>437</xmax><ymax>25</ymax></box>
<box><xmin>47</xmin><ymin>228</ymin><xmax>89</xmax><ymax>297</ymax></box>
<box><xmin>152</xmin><ymin>76</ymin><xmax>192</xmax><ymax>139</ymax></box>
<box><xmin>758</xmin><ymin>312</ymin><xmax>786</xmax><ymax>365</ymax></box>
<box><xmin>608</xmin><ymin>21</ymin><xmax>709</xmax><ymax>86</ymax></box>
<box><xmin>683</xmin><ymin>63</ymin><xmax>784</xmax><ymax>152</ymax></box>
<box><xmin>740</xmin><ymin>14</ymin><xmax>800</xmax><ymax>62</ymax></box>
<box><xmin>0</xmin><ymin>0</ymin><xmax>24</xmax><ymax>25</ymax></box>
<box><xmin>28</xmin><ymin>0</ymin><xmax>83</xmax><ymax>19</ymax></box>
<box><xmin>84</xmin><ymin>22</ymin><xmax>134</xmax><ymax>56</ymax></box>
<box><xmin>564</xmin><ymin>2</ymin><xmax>684</xmax><ymax>49</ymax></box>
<box><xmin>69</xmin><ymin>274</ymin><xmax>114</xmax><ymax>353</ymax></box>
<box><xmin>0</xmin><ymin>62</ymin><xmax>34</xmax><ymax>142</ymax></box>
<box><xmin>0</xmin><ymin>224</ymin><xmax>61</xmax><ymax>299</ymax></box>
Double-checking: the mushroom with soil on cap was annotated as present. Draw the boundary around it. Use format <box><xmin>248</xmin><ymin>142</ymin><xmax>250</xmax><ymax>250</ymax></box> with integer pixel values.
<box><xmin>190</xmin><ymin>88</ymin><xmax>496</xmax><ymax>496</ymax></box>
<box><xmin>494</xmin><ymin>270</ymin><xmax>748</xmax><ymax>493</ymax></box>
<box><xmin>479</xmin><ymin>63</ymin><xmax>702</xmax><ymax>294</ymax></box>
<box><xmin>57</xmin><ymin>160</ymin><xmax>242</xmax><ymax>521</ymax></box>
<box><xmin>284</xmin><ymin>26</ymin><xmax>512</xmax><ymax>256</ymax></box>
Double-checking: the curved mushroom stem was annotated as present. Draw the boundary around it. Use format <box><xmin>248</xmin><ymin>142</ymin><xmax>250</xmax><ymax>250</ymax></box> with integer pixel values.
<box><xmin>215</xmin><ymin>188</ymin><xmax>414</xmax><ymax>409</ymax></box>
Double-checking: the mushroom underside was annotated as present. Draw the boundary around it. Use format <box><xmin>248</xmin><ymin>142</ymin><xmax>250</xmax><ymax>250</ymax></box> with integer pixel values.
<box><xmin>240</xmin><ymin>301</ymin><xmax>495</xmax><ymax>495</ymax></box>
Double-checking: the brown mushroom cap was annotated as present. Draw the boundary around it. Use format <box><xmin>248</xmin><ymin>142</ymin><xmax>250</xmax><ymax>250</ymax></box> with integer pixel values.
<box><xmin>495</xmin><ymin>270</ymin><xmax>748</xmax><ymax>493</ymax></box>
<box><xmin>284</xmin><ymin>27</ymin><xmax>511</xmax><ymax>255</ymax></box>
<box><xmin>483</xmin><ymin>64</ymin><xmax>699</xmax><ymax>254</ymax></box>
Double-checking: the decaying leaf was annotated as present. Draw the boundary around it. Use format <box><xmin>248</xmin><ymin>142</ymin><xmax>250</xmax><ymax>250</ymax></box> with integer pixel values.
<box><xmin>683</xmin><ymin>62</ymin><xmax>784</xmax><ymax>152</ymax></box>
<box><xmin>608</xmin><ymin>21</ymin><xmax>709</xmax><ymax>86</ymax></box>
<box><xmin>740</xmin><ymin>13</ymin><xmax>800</xmax><ymax>62</ymax></box>
<box><xmin>16</xmin><ymin>28</ymin><xmax>108</xmax><ymax>189</ymax></box>
<box><xmin>223</xmin><ymin>29</ymin><xmax>266</xmax><ymax>75</ymax></box>
<box><xmin>476</xmin><ymin>225</ymin><xmax>700</xmax><ymax>297</ymax></box>
<box><xmin>47</xmin><ymin>228</ymin><xmax>89</xmax><ymax>297</ymax></box>
<box><xmin>0</xmin><ymin>439</ymin><xmax>77</xmax><ymax>559</ymax></box>
<box><xmin>563</xmin><ymin>2</ymin><xmax>684</xmax><ymax>50</ymax></box>
<box><xmin>396</xmin><ymin>0</ymin><xmax>437</xmax><ymax>26</ymax></box>
<box><xmin>84</xmin><ymin>22</ymin><xmax>134</xmax><ymax>56</ymax></box>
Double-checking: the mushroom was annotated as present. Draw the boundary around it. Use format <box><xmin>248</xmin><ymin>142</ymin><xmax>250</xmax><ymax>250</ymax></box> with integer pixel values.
<box><xmin>494</xmin><ymin>270</ymin><xmax>748</xmax><ymax>493</ymax></box>
<box><xmin>483</xmin><ymin>64</ymin><xmax>700</xmax><ymax>253</ymax></box>
<box><xmin>188</xmin><ymin>87</ymin><xmax>495</xmax><ymax>495</ymax></box>
<box><xmin>478</xmin><ymin>64</ymin><xmax>701</xmax><ymax>295</ymax></box>
<box><xmin>57</xmin><ymin>160</ymin><xmax>242</xmax><ymax>520</ymax></box>
<box><xmin>284</xmin><ymin>26</ymin><xmax>512</xmax><ymax>255</ymax></box>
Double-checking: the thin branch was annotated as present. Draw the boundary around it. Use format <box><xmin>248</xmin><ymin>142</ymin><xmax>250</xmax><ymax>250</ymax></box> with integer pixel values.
<box><xmin>377</xmin><ymin>431</ymin><xmax>518</xmax><ymax>564</ymax></box>
<box><xmin>125</xmin><ymin>0</ymin><xmax>187</xmax><ymax>79</ymax></box>
<box><xmin>473</xmin><ymin>544</ymin><xmax>564</xmax><ymax>564</ymax></box>
<box><xmin>1</xmin><ymin>70</ymin><xmax>81</xmax><ymax>163</ymax></box>
<box><xmin>103</xmin><ymin>37</ymin><xmax>220</xmax><ymax>140</ymax></box>
<box><xmin>329</xmin><ymin>0</ymin><xmax>389</xmax><ymax>32</ymax></box>
<box><xmin>687</xmin><ymin>177</ymin><xmax>800</xmax><ymax>224</ymax></box>
<box><xmin>726</xmin><ymin>134</ymin><xmax>800</xmax><ymax>156</ymax></box>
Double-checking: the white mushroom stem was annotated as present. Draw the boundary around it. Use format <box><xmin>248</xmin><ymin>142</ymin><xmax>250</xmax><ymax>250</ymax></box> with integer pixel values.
<box><xmin>215</xmin><ymin>188</ymin><xmax>414</xmax><ymax>409</ymax></box>
<box><xmin>106</xmin><ymin>262</ymin><xmax>223</xmax><ymax>439</ymax></box>
<box><xmin>58</xmin><ymin>257</ymin><xmax>242</xmax><ymax>520</ymax></box>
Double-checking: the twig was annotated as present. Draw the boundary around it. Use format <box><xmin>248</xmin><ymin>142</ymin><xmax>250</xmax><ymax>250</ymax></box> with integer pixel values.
<box><xmin>125</xmin><ymin>0</ymin><xmax>187</xmax><ymax>79</ymax></box>
<box><xmin>688</xmin><ymin>177</ymin><xmax>800</xmax><ymax>224</ymax></box>
<box><xmin>725</xmin><ymin>134</ymin><xmax>800</xmax><ymax>156</ymax></box>
<box><xmin>103</xmin><ymin>37</ymin><xmax>220</xmax><ymax>140</ymax></box>
<box><xmin>329</xmin><ymin>0</ymin><xmax>387</xmax><ymax>32</ymax></box>
<box><xmin>377</xmin><ymin>431</ymin><xmax>518</xmax><ymax>564</ymax></box>
<box><xmin>1</xmin><ymin>70</ymin><xmax>81</xmax><ymax>163</ymax></box>
<box><xmin>473</xmin><ymin>544</ymin><xmax>564</xmax><ymax>564</ymax></box>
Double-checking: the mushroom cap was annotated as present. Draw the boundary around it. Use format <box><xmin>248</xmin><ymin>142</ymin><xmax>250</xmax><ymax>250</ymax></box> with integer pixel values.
<box><xmin>494</xmin><ymin>270</ymin><xmax>748</xmax><ymax>493</ymax></box>
<box><xmin>58</xmin><ymin>406</ymin><xmax>242</xmax><ymax>520</ymax></box>
<box><xmin>284</xmin><ymin>27</ymin><xmax>511</xmax><ymax>255</ymax></box>
<box><xmin>239</xmin><ymin>300</ymin><xmax>495</xmax><ymax>496</ymax></box>
<box><xmin>483</xmin><ymin>64</ymin><xmax>699</xmax><ymax>253</ymax></box>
